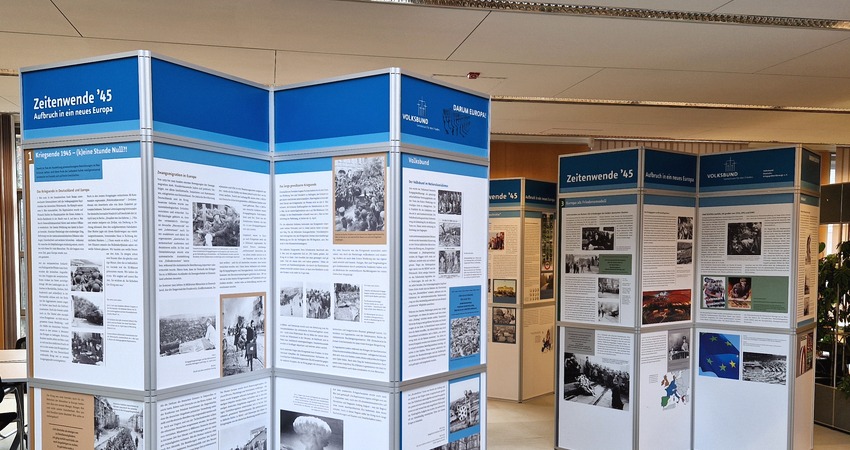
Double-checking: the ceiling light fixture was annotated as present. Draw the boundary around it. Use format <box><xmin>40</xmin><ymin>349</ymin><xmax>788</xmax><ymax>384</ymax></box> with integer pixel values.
<box><xmin>492</xmin><ymin>96</ymin><xmax>850</xmax><ymax>114</ymax></box>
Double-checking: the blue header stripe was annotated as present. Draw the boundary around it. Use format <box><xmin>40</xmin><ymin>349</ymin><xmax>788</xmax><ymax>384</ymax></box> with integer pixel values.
<box><xmin>525</xmin><ymin>179</ymin><xmax>557</xmax><ymax>206</ymax></box>
<box><xmin>401</xmin><ymin>134</ymin><xmax>488</xmax><ymax>158</ymax></box>
<box><xmin>490</xmin><ymin>210</ymin><xmax>521</xmax><ymax>218</ymax></box>
<box><xmin>644</xmin><ymin>195</ymin><xmax>696</xmax><ymax>207</ymax></box>
<box><xmin>560</xmin><ymin>194</ymin><xmax>638</xmax><ymax>208</ymax></box>
<box><xmin>154</xmin><ymin>122</ymin><xmax>268</xmax><ymax>152</ymax></box>
<box><xmin>699</xmin><ymin>147</ymin><xmax>797</xmax><ymax>191</ymax></box>
<box><xmin>644</xmin><ymin>182</ymin><xmax>695</xmax><ymax>192</ymax></box>
<box><xmin>275</xmin><ymin>133</ymin><xmax>391</xmax><ymax>152</ymax></box>
<box><xmin>402</xmin><ymin>154</ymin><xmax>488</xmax><ymax>178</ymax></box>
<box><xmin>24</xmin><ymin>120</ymin><xmax>140</xmax><ymax>140</ymax></box>
<box><xmin>644</xmin><ymin>149</ymin><xmax>697</xmax><ymax>192</ymax></box>
<box><xmin>275</xmin><ymin>157</ymin><xmax>332</xmax><ymax>174</ymax></box>
<box><xmin>490</xmin><ymin>179</ymin><xmax>522</xmax><ymax>205</ymax></box>
<box><xmin>699</xmin><ymin>193</ymin><xmax>794</xmax><ymax>207</ymax></box>
<box><xmin>800</xmin><ymin>193</ymin><xmax>820</xmax><ymax>207</ymax></box>
<box><xmin>699</xmin><ymin>181</ymin><xmax>796</xmax><ymax>192</ymax></box>
<box><xmin>155</xmin><ymin>144</ymin><xmax>270</xmax><ymax>174</ymax></box>
<box><xmin>33</xmin><ymin>142</ymin><xmax>141</xmax><ymax>182</ymax></box>
<box><xmin>559</xmin><ymin>149</ymin><xmax>640</xmax><ymax>193</ymax></box>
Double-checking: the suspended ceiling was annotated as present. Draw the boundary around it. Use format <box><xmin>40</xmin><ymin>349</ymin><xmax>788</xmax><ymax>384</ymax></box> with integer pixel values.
<box><xmin>3</xmin><ymin>0</ymin><xmax>850</xmax><ymax>146</ymax></box>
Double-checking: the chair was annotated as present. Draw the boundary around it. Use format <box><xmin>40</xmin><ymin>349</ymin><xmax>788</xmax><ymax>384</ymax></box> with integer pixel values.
<box><xmin>0</xmin><ymin>375</ymin><xmax>19</xmax><ymax>450</ymax></box>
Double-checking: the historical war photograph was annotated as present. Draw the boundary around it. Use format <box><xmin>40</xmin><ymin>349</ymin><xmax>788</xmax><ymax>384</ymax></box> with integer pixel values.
<box><xmin>280</xmin><ymin>410</ymin><xmax>343</xmax><ymax>450</ymax></box>
<box><xmin>71</xmin><ymin>258</ymin><xmax>104</xmax><ymax>293</ymax></box>
<box><xmin>439</xmin><ymin>221</ymin><xmax>462</xmax><ymax>247</ymax></box>
<box><xmin>158</xmin><ymin>299</ymin><xmax>216</xmax><ymax>357</ymax></box>
<box><xmin>450</xmin><ymin>316</ymin><xmax>481</xmax><ymax>359</ymax></box>
<box><xmin>72</xmin><ymin>331</ymin><xmax>103</xmax><ymax>365</ymax></box>
<box><xmin>192</xmin><ymin>202</ymin><xmax>240</xmax><ymax>247</ymax></box>
<box><xmin>678</xmin><ymin>216</ymin><xmax>694</xmax><ymax>240</ymax></box>
<box><xmin>564</xmin><ymin>254</ymin><xmax>599</xmax><ymax>274</ymax></box>
<box><xmin>449</xmin><ymin>377</ymin><xmax>481</xmax><ymax>433</ymax></box>
<box><xmin>219</xmin><ymin>422</ymin><xmax>266</xmax><ymax>450</ymax></box>
<box><xmin>597</xmin><ymin>301</ymin><xmax>620</xmax><ymax>324</ymax></box>
<box><xmin>488</xmin><ymin>231</ymin><xmax>505</xmax><ymax>250</ymax></box>
<box><xmin>563</xmin><ymin>352</ymin><xmax>630</xmax><ymax>411</ymax></box>
<box><xmin>492</xmin><ymin>279</ymin><xmax>517</xmax><ymax>304</ymax></box>
<box><xmin>280</xmin><ymin>283</ymin><xmax>304</xmax><ymax>317</ymax></box>
<box><xmin>305</xmin><ymin>284</ymin><xmax>332</xmax><ymax>319</ymax></box>
<box><xmin>94</xmin><ymin>396</ymin><xmax>144</xmax><ymax>450</ymax></box>
<box><xmin>677</xmin><ymin>241</ymin><xmax>693</xmax><ymax>265</ymax></box>
<box><xmin>642</xmin><ymin>289</ymin><xmax>691</xmax><ymax>325</ymax></box>
<box><xmin>492</xmin><ymin>307</ymin><xmax>516</xmax><ymax>344</ymax></box>
<box><xmin>334</xmin><ymin>154</ymin><xmax>386</xmax><ymax>233</ymax></box>
<box><xmin>702</xmin><ymin>276</ymin><xmax>726</xmax><ymax>309</ymax></box>
<box><xmin>541</xmin><ymin>213</ymin><xmax>555</xmax><ymax>271</ymax></box>
<box><xmin>221</xmin><ymin>294</ymin><xmax>265</xmax><ymax>376</ymax></box>
<box><xmin>72</xmin><ymin>293</ymin><xmax>104</xmax><ymax>329</ymax></box>
<box><xmin>333</xmin><ymin>283</ymin><xmax>361</xmax><ymax>322</ymax></box>
<box><xmin>743</xmin><ymin>352</ymin><xmax>787</xmax><ymax>385</ymax></box>
<box><xmin>597</xmin><ymin>277</ymin><xmax>620</xmax><ymax>298</ymax></box>
<box><xmin>581</xmin><ymin>227</ymin><xmax>614</xmax><ymax>251</ymax></box>
<box><xmin>439</xmin><ymin>250</ymin><xmax>462</xmax><ymax>275</ymax></box>
<box><xmin>430</xmin><ymin>434</ymin><xmax>481</xmax><ymax>450</ymax></box>
<box><xmin>727</xmin><ymin>276</ymin><xmax>753</xmax><ymax>310</ymax></box>
<box><xmin>438</xmin><ymin>190</ymin><xmax>462</xmax><ymax>215</ymax></box>
<box><xmin>668</xmin><ymin>330</ymin><xmax>691</xmax><ymax>371</ymax></box>
<box><xmin>727</xmin><ymin>222</ymin><xmax>762</xmax><ymax>256</ymax></box>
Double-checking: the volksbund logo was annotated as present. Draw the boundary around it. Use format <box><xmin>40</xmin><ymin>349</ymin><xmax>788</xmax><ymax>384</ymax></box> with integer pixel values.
<box><xmin>402</xmin><ymin>97</ymin><xmax>430</xmax><ymax>125</ymax></box>
<box><xmin>706</xmin><ymin>157</ymin><xmax>739</xmax><ymax>179</ymax></box>
<box><xmin>724</xmin><ymin>157</ymin><xmax>736</xmax><ymax>172</ymax></box>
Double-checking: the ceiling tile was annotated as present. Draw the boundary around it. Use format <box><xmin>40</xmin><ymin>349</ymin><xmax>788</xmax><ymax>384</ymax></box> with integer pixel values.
<box><xmin>759</xmin><ymin>37</ymin><xmax>850</xmax><ymax>77</ymax></box>
<box><xmin>0</xmin><ymin>0</ymin><xmax>78</xmax><ymax>35</ymax></box>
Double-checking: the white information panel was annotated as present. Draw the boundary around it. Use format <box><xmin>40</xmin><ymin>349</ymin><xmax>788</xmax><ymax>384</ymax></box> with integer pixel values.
<box><xmin>560</xmin><ymin>195</ymin><xmax>638</xmax><ymax>327</ymax></box>
<box><xmin>401</xmin><ymin>155</ymin><xmax>488</xmax><ymax>380</ymax></box>
<box><xmin>488</xmin><ymin>211</ymin><xmax>521</xmax><ymax>307</ymax></box>
<box><xmin>274</xmin><ymin>154</ymin><xmax>393</xmax><ymax>382</ymax></box>
<box><xmin>275</xmin><ymin>377</ymin><xmax>392</xmax><ymax>450</ymax></box>
<box><xmin>27</xmin><ymin>143</ymin><xmax>146</xmax><ymax>390</ymax></box>
<box><xmin>402</xmin><ymin>372</ymin><xmax>486</xmax><ymax>450</ymax></box>
<box><xmin>154</xmin><ymin>144</ymin><xmax>271</xmax><ymax>389</ymax></box>
<box><xmin>558</xmin><ymin>327</ymin><xmax>633</xmax><ymax>450</ymax></box>
<box><xmin>796</xmin><ymin>197</ymin><xmax>819</xmax><ymax>327</ymax></box>
<box><xmin>521</xmin><ymin>304</ymin><xmax>556</xmax><ymax>399</ymax></box>
<box><xmin>693</xmin><ymin>328</ymin><xmax>791</xmax><ymax>450</ymax></box>
<box><xmin>156</xmin><ymin>377</ymin><xmax>271</xmax><ymax>450</ymax></box>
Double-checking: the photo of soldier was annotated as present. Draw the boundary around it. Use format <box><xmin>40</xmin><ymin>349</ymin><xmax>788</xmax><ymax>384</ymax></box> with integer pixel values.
<box><xmin>192</xmin><ymin>202</ymin><xmax>240</xmax><ymax>247</ymax></box>
<box><xmin>333</xmin><ymin>155</ymin><xmax>386</xmax><ymax>232</ymax></box>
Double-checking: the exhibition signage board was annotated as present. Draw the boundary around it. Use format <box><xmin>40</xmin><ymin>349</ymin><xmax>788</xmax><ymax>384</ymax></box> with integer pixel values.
<box><xmin>698</xmin><ymin>146</ymin><xmax>820</xmax><ymax>193</ymax></box>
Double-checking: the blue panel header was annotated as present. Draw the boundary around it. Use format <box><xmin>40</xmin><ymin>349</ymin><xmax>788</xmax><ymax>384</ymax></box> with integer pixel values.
<box><xmin>400</xmin><ymin>75</ymin><xmax>489</xmax><ymax>158</ymax></box>
<box><xmin>151</xmin><ymin>59</ymin><xmax>269</xmax><ymax>151</ymax></box>
<box><xmin>559</xmin><ymin>149</ymin><xmax>639</xmax><ymax>193</ymax></box>
<box><xmin>489</xmin><ymin>179</ymin><xmax>522</xmax><ymax>206</ymax></box>
<box><xmin>699</xmin><ymin>147</ymin><xmax>797</xmax><ymax>192</ymax></box>
<box><xmin>154</xmin><ymin>143</ymin><xmax>270</xmax><ymax>174</ymax></box>
<box><xmin>644</xmin><ymin>195</ymin><xmax>696</xmax><ymax>207</ymax></box>
<box><xmin>699</xmin><ymin>193</ymin><xmax>794</xmax><ymax>207</ymax></box>
<box><xmin>401</xmin><ymin>154</ymin><xmax>488</xmax><ymax>179</ymax></box>
<box><xmin>274</xmin><ymin>157</ymin><xmax>332</xmax><ymax>174</ymax></box>
<box><xmin>800</xmin><ymin>193</ymin><xmax>820</xmax><ymax>207</ymax></box>
<box><xmin>33</xmin><ymin>142</ymin><xmax>141</xmax><ymax>182</ymax></box>
<box><xmin>644</xmin><ymin>149</ymin><xmax>697</xmax><ymax>192</ymax></box>
<box><xmin>525</xmin><ymin>179</ymin><xmax>557</xmax><ymax>206</ymax></box>
<box><xmin>560</xmin><ymin>194</ymin><xmax>638</xmax><ymax>208</ymax></box>
<box><xmin>22</xmin><ymin>57</ymin><xmax>141</xmax><ymax>140</ymax></box>
<box><xmin>489</xmin><ymin>210</ymin><xmax>521</xmax><ymax>218</ymax></box>
<box><xmin>801</xmin><ymin>149</ymin><xmax>821</xmax><ymax>193</ymax></box>
<box><xmin>275</xmin><ymin>75</ymin><xmax>391</xmax><ymax>151</ymax></box>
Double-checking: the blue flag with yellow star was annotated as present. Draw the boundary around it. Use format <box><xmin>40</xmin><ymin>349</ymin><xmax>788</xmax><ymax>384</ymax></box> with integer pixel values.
<box><xmin>698</xmin><ymin>332</ymin><xmax>740</xmax><ymax>380</ymax></box>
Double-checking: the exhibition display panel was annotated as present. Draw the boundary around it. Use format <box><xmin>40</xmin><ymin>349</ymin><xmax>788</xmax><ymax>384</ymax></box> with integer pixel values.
<box><xmin>487</xmin><ymin>178</ymin><xmax>557</xmax><ymax>401</ymax></box>
<box><xmin>693</xmin><ymin>146</ymin><xmax>819</xmax><ymax>450</ymax></box>
<box><xmin>556</xmin><ymin>147</ymin><xmax>697</xmax><ymax>450</ymax></box>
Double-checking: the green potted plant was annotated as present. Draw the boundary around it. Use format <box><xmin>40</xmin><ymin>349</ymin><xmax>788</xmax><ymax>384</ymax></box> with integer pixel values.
<box><xmin>816</xmin><ymin>241</ymin><xmax>850</xmax><ymax>429</ymax></box>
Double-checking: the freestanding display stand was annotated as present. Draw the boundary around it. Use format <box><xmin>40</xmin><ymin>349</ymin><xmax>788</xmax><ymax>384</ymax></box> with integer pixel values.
<box><xmin>693</xmin><ymin>146</ymin><xmax>819</xmax><ymax>450</ymax></box>
<box><xmin>487</xmin><ymin>178</ymin><xmax>557</xmax><ymax>402</ymax></box>
<box><xmin>272</xmin><ymin>69</ymin><xmax>490</xmax><ymax>450</ymax></box>
<box><xmin>555</xmin><ymin>147</ymin><xmax>697</xmax><ymax>450</ymax></box>
<box><xmin>22</xmin><ymin>51</ymin><xmax>273</xmax><ymax>450</ymax></box>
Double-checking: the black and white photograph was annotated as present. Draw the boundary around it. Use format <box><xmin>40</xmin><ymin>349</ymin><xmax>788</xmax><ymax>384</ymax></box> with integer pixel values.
<box><xmin>439</xmin><ymin>221</ymin><xmax>462</xmax><ymax>247</ymax></box>
<box><xmin>668</xmin><ymin>330</ymin><xmax>691</xmax><ymax>370</ymax></box>
<box><xmin>597</xmin><ymin>301</ymin><xmax>620</xmax><ymax>324</ymax></box>
<box><xmin>430</xmin><ymin>434</ymin><xmax>481</xmax><ymax>450</ymax></box>
<box><xmin>438</xmin><ymin>189</ymin><xmax>462</xmax><ymax>215</ymax></box>
<box><xmin>541</xmin><ymin>213</ymin><xmax>555</xmax><ymax>271</ymax></box>
<box><xmin>158</xmin><ymin>299</ymin><xmax>216</xmax><ymax>356</ymax></box>
<box><xmin>563</xmin><ymin>352</ymin><xmax>630</xmax><ymax>411</ymax></box>
<box><xmin>450</xmin><ymin>316</ymin><xmax>481</xmax><ymax>359</ymax></box>
<box><xmin>439</xmin><ymin>250</ymin><xmax>462</xmax><ymax>275</ymax></box>
<box><xmin>564</xmin><ymin>254</ymin><xmax>599</xmax><ymax>274</ymax></box>
<box><xmin>702</xmin><ymin>276</ymin><xmax>726</xmax><ymax>309</ymax></box>
<box><xmin>678</xmin><ymin>216</ymin><xmax>694</xmax><ymax>240</ymax></box>
<box><xmin>221</xmin><ymin>294</ymin><xmax>265</xmax><ymax>376</ymax></box>
<box><xmin>727</xmin><ymin>276</ymin><xmax>753</xmax><ymax>310</ymax></box>
<box><xmin>71</xmin><ymin>258</ymin><xmax>104</xmax><ymax>292</ymax></box>
<box><xmin>219</xmin><ymin>422</ymin><xmax>266</xmax><ymax>450</ymax></box>
<box><xmin>492</xmin><ymin>307</ymin><xmax>516</xmax><ymax>344</ymax></box>
<box><xmin>72</xmin><ymin>293</ymin><xmax>104</xmax><ymax>329</ymax></box>
<box><xmin>727</xmin><ymin>222</ymin><xmax>762</xmax><ymax>256</ymax></box>
<box><xmin>677</xmin><ymin>241</ymin><xmax>693</xmax><ymax>265</ymax></box>
<box><xmin>581</xmin><ymin>227</ymin><xmax>614</xmax><ymax>251</ymax></box>
<box><xmin>492</xmin><ymin>279</ymin><xmax>517</xmax><ymax>304</ymax></box>
<box><xmin>280</xmin><ymin>283</ymin><xmax>304</xmax><ymax>317</ymax></box>
<box><xmin>305</xmin><ymin>284</ymin><xmax>332</xmax><ymax>319</ymax></box>
<box><xmin>334</xmin><ymin>154</ymin><xmax>386</xmax><ymax>232</ymax></box>
<box><xmin>94</xmin><ymin>396</ymin><xmax>144</xmax><ymax>450</ymax></box>
<box><xmin>597</xmin><ymin>277</ymin><xmax>619</xmax><ymax>298</ymax></box>
<box><xmin>192</xmin><ymin>202</ymin><xmax>240</xmax><ymax>247</ymax></box>
<box><xmin>743</xmin><ymin>351</ymin><xmax>787</xmax><ymax>385</ymax></box>
<box><xmin>333</xmin><ymin>283</ymin><xmax>360</xmax><ymax>322</ymax></box>
<box><xmin>72</xmin><ymin>331</ymin><xmax>103</xmax><ymax>365</ymax></box>
<box><xmin>280</xmin><ymin>410</ymin><xmax>343</xmax><ymax>450</ymax></box>
<box><xmin>488</xmin><ymin>231</ymin><xmax>505</xmax><ymax>250</ymax></box>
<box><xmin>449</xmin><ymin>377</ymin><xmax>481</xmax><ymax>433</ymax></box>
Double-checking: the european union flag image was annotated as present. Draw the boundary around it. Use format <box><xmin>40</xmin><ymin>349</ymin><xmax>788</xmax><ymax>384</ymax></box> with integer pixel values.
<box><xmin>698</xmin><ymin>332</ymin><xmax>740</xmax><ymax>380</ymax></box>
